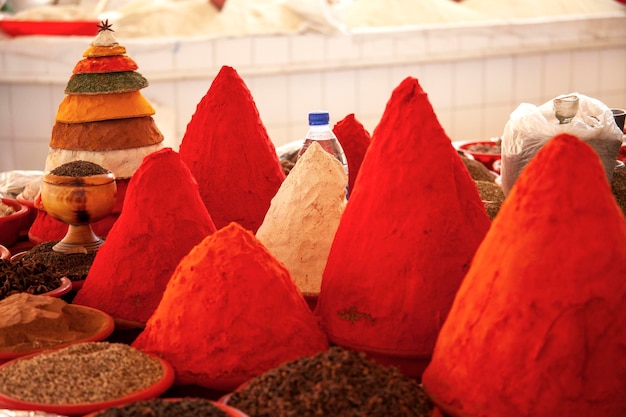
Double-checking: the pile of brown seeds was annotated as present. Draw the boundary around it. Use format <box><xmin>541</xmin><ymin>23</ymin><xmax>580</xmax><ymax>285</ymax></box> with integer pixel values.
<box><xmin>93</xmin><ymin>398</ymin><xmax>231</xmax><ymax>417</ymax></box>
<box><xmin>460</xmin><ymin>154</ymin><xmax>497</xmax><ymax>182</ymax></box>
<box><xmin>0</xmin><ymin>258</ymin><xmax>62</xmax><ymax>301</ymax></box>
<box><xmin>50</xmin><ymin>160</ymin><xmax>110</xmax><ymax>177</ymax></box>
<box><xmin>18</xmin><ymin>242</ymin><xmax>95</xmax><ymax>282</ymax></box>
<box><xmin>228</xmin><ymin>346</ymin><xmax>433</xmax><ymax>417</ymax></box>
<box><xmin>280</xmin><ymin>149</ymin><xmax>299</xmax><ymax>176</ymax></box>
<box><xmin>0</xmin><ymin>342</ymin><xmax>164</xmax><ymax>404</ymax></box>
<box><xmin>611</xmin><ymin>167</ymin><xmax>626</xmax><ymax>217</ymax></box>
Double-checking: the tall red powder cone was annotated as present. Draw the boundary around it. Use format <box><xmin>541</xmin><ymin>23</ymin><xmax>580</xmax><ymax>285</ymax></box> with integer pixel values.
<box><xmin>315</xmin><ymin>77</ymin><xmax>491</xmax><ymax>377</ymax></box>
<box><xmin>73</xmin><ymin>148</ymin><xmax>217</xmax><ymax>324</ymax></box>
<box><xmin>422</xmin><ymin>134</ymin><xmax>626</xmax><ymax>417</ymax></box>
<box><xmin>132</xmin><ymin>222</ymin><xmax>329</xmax><ymax>391</ymax></box>
<box><xmin>333</xmin><ymin>113</ymin><xmax>371</xmax><ymax>195</ymax></box>
<box><xmin>179</xmin><ymin>65</ymin><xmax>285</xmax><ymax>233</ymax></box>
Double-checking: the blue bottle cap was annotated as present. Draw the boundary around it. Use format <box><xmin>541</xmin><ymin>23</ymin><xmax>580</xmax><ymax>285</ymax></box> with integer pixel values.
<box><xmin>308</xmin><ymin>111</ymin><xmax>330</xmax><ymax>126</ymax></box>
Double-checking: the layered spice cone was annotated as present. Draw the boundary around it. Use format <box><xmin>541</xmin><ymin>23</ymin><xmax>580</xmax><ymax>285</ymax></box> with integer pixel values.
<box><xmin>179</xmin><ymin>65</ymin><xmax>285</xmax><ymax>233</ymax></box>
<box><xmin>315</xmin><ymin>76</ymin><xmax>491</xmax><ymax>377</ymax></box>
<box><xmin>333</xmin><ymin>113</ymin><xmax>371</xmax><ymax>194</ymax></box>
<box><xmin>73</xmin><ymin>148</ymin><xmax>216</xmax><ymax>324</ymax></box>
<box><xmin>132</xmin><ymin>222</ymin><xmax>329</xmax><ymax>391</ymax></box>
<box><xmin>30</xmin><ymin>20</ymin><xmax>164</xmax><ymax>243</ymax></box>
<box><xmin>422</xmin><ymin>134</ymin><xmax>626</xmax><ymax>417</ymax></box>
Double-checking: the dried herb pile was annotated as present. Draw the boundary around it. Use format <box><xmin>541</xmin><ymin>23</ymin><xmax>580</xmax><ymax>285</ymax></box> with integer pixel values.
<box><xmin>228</xmin><ymin>346</ymin><xmax>433</xmax><ymax>417</ymax></box>
<box><xmin>19</xmin><ymin>242</ymin><xmax>95</xmax><ymax>282</ymax></box>
<box><xmin>93</xmin><ymin>398</ymin><xmax>230</xmax><ymax>417</ymax></box>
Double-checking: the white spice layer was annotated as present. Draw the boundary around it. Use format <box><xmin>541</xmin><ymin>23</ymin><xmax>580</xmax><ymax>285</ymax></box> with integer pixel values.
<box><xmin>256</xmin><ymin>142</ymin><xmax>347</xmax><ymax>295</ymax></box>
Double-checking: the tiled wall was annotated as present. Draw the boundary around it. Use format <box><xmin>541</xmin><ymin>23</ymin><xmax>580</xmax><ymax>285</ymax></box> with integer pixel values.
<box><xmin>1</xmin><ymin>13</ymin><xmax>625</xmax><ymax>172</ymax></box>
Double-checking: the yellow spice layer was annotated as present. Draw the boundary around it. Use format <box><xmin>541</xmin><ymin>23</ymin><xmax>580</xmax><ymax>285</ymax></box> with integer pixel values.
<box><xmin>82</xmin><ymin>45</ymin><xmax>127</xmax><ymax>57</ymax></box>
<box><xmin>56</xmin><ymin>90</ymin><xmax>155</xmax><ymax>123</ymax></box>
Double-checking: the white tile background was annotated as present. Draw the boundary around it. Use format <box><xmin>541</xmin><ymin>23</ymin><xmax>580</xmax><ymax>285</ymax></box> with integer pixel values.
<box><xmin>1</xmin><ymin>13</ymin><xmax>625</xmax><ymax>171</ymax></box>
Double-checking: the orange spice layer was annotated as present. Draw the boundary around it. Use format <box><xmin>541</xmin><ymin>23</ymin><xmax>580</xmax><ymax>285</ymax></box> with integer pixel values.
<box><xmin>82</xmin><ymin>45</ymin><xmax>126</xmax><ymax>57</ymax></box>
<box><xmin>56</xmin><ymin>91</ymin><xmax>155</xmax><ymax>123</ymax></box>
<box><xmin>73</xmin><ymin>55</ymin><xmax>138</xmax><ymax>74</ymax></box>
<box><xmin>50</xmin><ymin>117</ymin><xmax>164</xmax><ymax>151</ymax></box>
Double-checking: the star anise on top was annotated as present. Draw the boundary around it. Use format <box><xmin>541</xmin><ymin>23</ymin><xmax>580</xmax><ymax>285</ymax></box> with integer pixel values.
<box><xmin>97</xmin><ymin>19</ymin><xmax>114</xmax><ymax>33</ymax></box>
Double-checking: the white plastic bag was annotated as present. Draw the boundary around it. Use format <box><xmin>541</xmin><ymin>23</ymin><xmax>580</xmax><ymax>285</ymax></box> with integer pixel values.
<box><xmin>500</xmin><ymin>93</ymin><xmax>623</xmax><ymax>195</ymax></box>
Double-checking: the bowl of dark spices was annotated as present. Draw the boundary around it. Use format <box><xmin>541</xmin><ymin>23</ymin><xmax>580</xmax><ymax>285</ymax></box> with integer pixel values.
<box><xmin>40</xmin><ymin>160</ymin><xmax>117</xmax><ymax>255</ymax></box>
<box><xmin>84</xmin><ymin>397</ymin><xmax>249</xmax><ymax>417</ymax></box>
<box><xmin>458</xmin><ymin>138</ymin><xmax>502</xmax><ymax>173</ymax></box>
<box><xmin>225</xmin><ymin>346</ymin><xmax>434</xmax><ymax>417</ymax></box>
<box><xmin>0</xmin><ymin>198</ymin><xmax>29</xmax><ymax>247</ymax></box>
<box><xmin>0</xmin><ymin>258</ymin><xmax>72</xmax><ymax>302</ymax></box>
<box><xmin>0</xmin><ymin>342</ymin><xmax>174</xmax><ymax>417</ymax></box>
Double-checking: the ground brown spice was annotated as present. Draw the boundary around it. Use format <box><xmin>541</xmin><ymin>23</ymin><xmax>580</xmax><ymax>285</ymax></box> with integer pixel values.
<box><xmin>460</xmin><ymin>154</ymin><xmax>497</xmax><ymax>182</ymax></box>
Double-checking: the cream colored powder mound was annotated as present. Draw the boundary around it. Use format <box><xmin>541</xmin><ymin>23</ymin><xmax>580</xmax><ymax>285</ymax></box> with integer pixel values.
<box><xmin>462</xmin><ymin>0</ymin><xmax>625</xmax><ymax>19</ymax></box>
<box><xmin>109</xmin><ymin>0</ymin><xmax>304</xmax><ymax>38</ymax></box>
<box><xmin>343</xmin><ymin>0</ymin><xmax>487</xmax><ymax>28</ymax></box>
<box><xmin>256</xmin><ymin>142</ymin><xmax>347</xmax><ymax>296</ymax></box>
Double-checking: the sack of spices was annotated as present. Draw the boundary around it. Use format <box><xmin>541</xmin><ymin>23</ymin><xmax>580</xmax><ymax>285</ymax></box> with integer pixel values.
<box><xmin>500</xmin><ymin>93</ymin><xmax>623</xmax><ymax>195</ymax></box>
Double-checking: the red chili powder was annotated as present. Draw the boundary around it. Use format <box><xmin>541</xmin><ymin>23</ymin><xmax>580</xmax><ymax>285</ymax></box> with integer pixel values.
<box><xmin>132</xmin><ymin>222</ymin><xmax>329</xmax><ymax>391</ymax></box>
<box><xmin>315</xmin><ymin>77</ymin><xmax>491</xmax><ymax>374</ymax></box>
<box><xmin>28</xmin><ymin>179</ymin><xmax>128</xmax><ymax>244</ymax></box>
<box><xmin>422</xmin><ymin>134</ymin><xmax>626</xmax><ymax>417</ymax></box>
<box><xmin>73</xmin><ymin>148</ymin><xmax>216</xmax><ymax>324</ymax></box>
<box><xmin>179</xmin><ymin>65</ymin><xmax>285</xmax><ymax>233</ymax></box>
<box><xmin>333</xmin><ymin>113</ymin><xmax>371</xmax><ymax>194</ymax></box>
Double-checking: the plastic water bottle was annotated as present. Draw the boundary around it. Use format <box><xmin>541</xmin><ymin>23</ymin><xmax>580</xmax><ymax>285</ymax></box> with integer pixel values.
<box><xmin>297</xmin><ymin>111</ymin><xmax>348</xmax><ymax>179</ymax></box>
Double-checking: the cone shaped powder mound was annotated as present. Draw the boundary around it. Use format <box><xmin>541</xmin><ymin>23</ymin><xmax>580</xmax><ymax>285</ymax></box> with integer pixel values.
<box><xmin>333</xmin><ymin>113</ymin><xmax>371</xmax><ymax>194</ymax></box>
<box><xmin>256</xmin><ymin>142</ymin><xmax>347</xmax><ymax>297</ymax></box>
<box><xmin>179</xmin><ymin>65</ymin><xmax>285</xmax><ymax>233</ymax></box>
<box><xmin>132</xmin><ymin>222</ymin><xmax>329</xmax><ymax>391</ymax></box>
<box><xmin>422</xmin><ymin>134</ymin><xmax>626</xmax><ymax>417</ymax></box>
<box><xmin>73</xmin><ymin>148</ymin><xmax>217</xmax><ymax>324</ymax></box>
<box><xmin>315</xmin><ymin>77</ymin><xmax>491</xmax><ymax>365</ymax></box>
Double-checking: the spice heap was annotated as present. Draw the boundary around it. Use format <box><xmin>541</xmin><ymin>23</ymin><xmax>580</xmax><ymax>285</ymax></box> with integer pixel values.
<box><xmin>0</xmin><ymin>342</ymin><xmax>164</xmax><ymax>404</ymax></box>
<box><xmin>18</xmin><ymin>241</ymin><xmax>95</xmax><ymax>283</ymax></box>
<box><xmin>73</xmin><ymin>148</ymin><xmax>216</xmax><ymax>324</ymax></box>
<box><xmin>29</xmin><ymin>20</ymin><xmax>164</xmax><ymax>243</ymax></box>
<box><xmin>132</xmin><ymin>222</ymin><xmax>329</xmax><ymax>391</ymax></box>
<box><xmin>0</xmin><ymin>258</ymin><xmax>62</xmax><ymax>301</ymax></box>
<box><xmin>0</xmin><ymin>293</ymin><xmax>111</xmax><ymax>353</ymax></box>
<box><xmin>256</xmin><ymin>142</ymin><xmax>347</xmax><ymax>299</ymax></box>
<box><xmin>333</xmin><ymin>113</ymin><xmax>371</xmax><ymax>194</ymax></box>
<box><xmin>315</xmin><ymin>76</ymin><xmax>491</xmax><ymax>377</ymax></box>
<box><xmin>179</xmin><ymin>65</ymin><xmax>285</xmax><ymax>233</ymax></box>
<box><xmin>93</xmin><ymin>398</ymin><xmax>236</xmax><ymax>417</ymax></box>
<box><xmin>422</xmin><ymin>134</ymin><xmax>626</xmax><ymax>417</ymax></box>
<box><xmin>228</xmin><ymin>346</ymin><xmax>434</xmax><ymax>417</ymax></box>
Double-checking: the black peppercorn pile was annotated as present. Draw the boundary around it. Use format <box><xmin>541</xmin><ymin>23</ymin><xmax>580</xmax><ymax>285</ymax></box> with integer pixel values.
<box><xmin>50</xmin><ymin>160</ymin><xmax>110</xmax><ymax>177</ymax></box>
<box><xmin>228</xmin><ymin>346</ymin><xmax>433</xmax><ymax>417</ymax></box>
<box><xmin>93</xmin><ymin>398</ymin><xmax>231</xmax><ymax>417</ymax></box>
<box><xmin>0</xmin><ymin>258</ymin><xmax>62</xmax><ymax>301</ymax></box>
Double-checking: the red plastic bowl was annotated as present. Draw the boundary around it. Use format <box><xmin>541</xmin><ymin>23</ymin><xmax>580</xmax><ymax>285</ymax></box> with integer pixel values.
<box><xmin>0</xmin><ymin>198</ymin><xmax>28</xmax><ymax>247</ymax></box>
<box><xmin>618</xmin><ymin>143</ymin><xmax>626</xmax><ymax>163</ymax></box>
<box><xmin>0</xmin><ymin>20</ymin><xmax>100</xmax><ymax>37</ymax></box>
<box><xmin>0</xmin><ymin>304</ymin><xmax>115</xmax><ymax>364</ymax></box>
<box><xmin>0</xmin><ymin>352</ymin><xmax>175</xmax><ymax>416</ymax></box>
<box><xmin>458</xmin><ymin>140</ymin><xmax>502</xmax><ymax>173</ymax></box>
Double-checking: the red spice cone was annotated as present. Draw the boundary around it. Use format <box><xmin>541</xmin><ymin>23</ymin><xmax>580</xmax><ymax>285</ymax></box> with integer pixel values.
<box><xmin>422</xmin><ymin>134</ymin><xmax>626</xmax><ymax>417</ymax></box>
<box><xmin>333</xmin><ymin>113</ymin><xmax>371</xmax><ymax>194</ymax></box>
<box><xmin>132</xmin><ymin>222</ymin><xmax>329</xmax><ymax>391</ymax></box>
<box><xmin>73</xmin><ymin>148</ymin><xmax>216</xmax><ymax>324</ymax></box>
<box><xmin>179</xmin><ymin>65</ymin><xmax>285</xmax><ymax>233</ymax></box>
<box><xmin>315</xmin><ymin>77</ymin><xmax>491</xmax><ymax>377</ymax></box>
